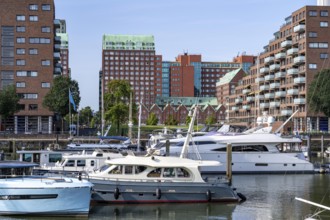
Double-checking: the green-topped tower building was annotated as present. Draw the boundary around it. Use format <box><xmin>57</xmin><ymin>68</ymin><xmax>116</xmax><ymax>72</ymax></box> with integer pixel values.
<box><xmin>100</xmin><ymin>35</ymin><xmax>162</xmax><ymax>109</ymax></box>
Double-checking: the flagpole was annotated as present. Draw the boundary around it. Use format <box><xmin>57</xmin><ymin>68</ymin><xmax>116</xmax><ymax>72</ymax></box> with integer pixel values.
<box><xmin>69</xmin><ymin>88</ymin><xmax>72</xmax><ymax>138</ymax></box>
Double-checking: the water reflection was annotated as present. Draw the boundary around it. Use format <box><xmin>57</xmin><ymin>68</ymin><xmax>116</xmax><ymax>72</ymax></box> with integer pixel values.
<box><xmin>89</xmin><ymin>203</ymin><xmax>237</xmax><ymax>220</ymax></box>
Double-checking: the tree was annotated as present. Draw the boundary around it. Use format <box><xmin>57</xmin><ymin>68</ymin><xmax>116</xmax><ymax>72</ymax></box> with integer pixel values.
<box><xmin>146</xmin><ymin>112</ymin><xmax>158</xmax><ymax>125</ymax></box>
<box><xmin>79</xmin><ymin>106</ymin><xmax>94</xmax><ymax>127</ymax></box>
<box><xmin>205</xmin><ymin>114</ymin><xmax>216</xmax><ymax>125</ymax></box>
<box><xmin>165</xmin><ymin>115</ymin><xmax>178</xmax><ymax>126</ymax></box>
<box><xmin>43</xmin><ymin>76</ymin><xmax>80</xmax><ymax>132</ymax></box>
<box><xmin>104</xmin><ymin>80</ymin><xmax>134</xmax><ymax>134</ymax></box>
<box><xmin>0</xmin><ymin>85</ymin><xmax>20</xmax><ymax>129</ymax></box>
<box><xmin>307</xmin><ymin>69</ymin><xmax>330</xmax><ymax>117</ymax></box>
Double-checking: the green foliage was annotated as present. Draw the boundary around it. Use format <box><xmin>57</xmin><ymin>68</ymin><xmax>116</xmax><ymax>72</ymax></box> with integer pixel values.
<box><xmin>43</xmin><ymin>76</ymin><xmax>80</xmax><ymax>117</ymax></box>
<box><xmin>0</xmin><ymin>85</ymin><xmax>20</xmax><ymax>120</ymax></box>
<box><xmin>79</xmin><ymin>106</ymin><xmax>94</xmax><ymax>127</ymax></box>
<box><xmin>307</xmin><ymin>69</ymin><xmax>330</xmax><ymax>117</ymax></box>
<box><xmin>186</xmin><ymin>116</ymin><xmax>191</xmax><ymax>126</ymax></box>
<box><xmin>104</xmin><ymin>80</ymin><xmax>133</xmax><ymax>134</ymax></box>
<box><xmin>205</xmin><ymin>114</ymin><xmax>216</xmax><ymax>125</ymax></box>
<box><xmin>165</xmin><ymin>115</ymin><xmax>178</xmax><ymax>126</ymax></box>
<box><xmin>146</xmin><ymin>112</ymin><xmax>158</xmax><ymax>125</ymax></box>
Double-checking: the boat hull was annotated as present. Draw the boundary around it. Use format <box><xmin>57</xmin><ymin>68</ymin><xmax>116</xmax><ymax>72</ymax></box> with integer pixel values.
<box><xmin>90</xmin><ymin>179</ymin><xmax>240</xmax><ymax>204</ymax></box>
<box><xmin>0</xmin><ymin>178</ymin><xmax>93</xmax><ymax>216</ymax></box>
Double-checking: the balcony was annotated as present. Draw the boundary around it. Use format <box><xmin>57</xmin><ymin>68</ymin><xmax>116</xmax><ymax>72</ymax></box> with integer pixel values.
<box><xmin>54</xmin><ymin>67</ymin><xmax>61</xmax><ymax>74</ymax></box>
<box><xmin>294</xmin><ymin>77</ymin><xmax>306</xmax><ymax>84</ymax></box>
<box><xmin>269</xmin><ymin>64</ymin><xmax>281</xmax><ymax>72</ymax></box>
<box><xmin>275</xmin><ymin>52</ymin><xmax>286</xmax><ymax>60</ymax></box>
<box><xmin>247</xmin><ymin>97</ymin><xmax>255</xmax><ymax>102</ymax></box>
<box><xmin>265</xmin><ymin>74</ymin><xmax>275</xmax><ymax>81</ymax></box>
<box><xmin>294</xmin><ymin>98</ymin><xmax>306</xmax><ymax>105</ymax></box>
<box><xmin>287</xmin><ymin>48</ymin><xmax>299</xmax><ymax>56</ymax></box>
<box><xmin>256</xmin><ymin>95</ymin><xmax>265</xmax><ymax>100</ymax></box>
<box><xmin>281</xmin><ymin>109</ymin><xmax>293</xmax><ymax>116</ymax></box>
<box><xmin>54</xmin><ymin>19</ymin><xmax>61</xmax><ymax>27</ymax></box>
<box><xmin>260</xmin><ymin>67</ymin><xmax>270</xmax><ymax>74</ymax></box>
<box><xmin>243</xmin><ymin>105</ymin><xmax>251</xmax><ymax>110</ymax></box>
<box><xmin>235</xmin><ymin>98</ymin><xmax>243</xmax><ymax>104</ymax></box>
<box><xmin>275</xmin><ymin>91</ymin><xmax>286</xmax><ymax>97</ymax></box>
<box><xmin>260</xmin><ymin>85</ymin><xmax>270</xmax><ymax>91</ymax></box>
<box><xmin>54</xmin><ymin>52</ymin><xmax>61</xmax><ymax>61</ymax></box>
<box><xmin>293</xmin><ymin>24</ymin><xmax>306</xmax><ymax>33</ymax></box>
<box><xmin>232</xmin><ymin>106</ymin><xmax>239</xmax><ymax>111</ymax></box>
<box><xmin>287</xmin><ymin>68</ymin><xmax>299</xmax><ymax>76</ymax></box>
<box><xmin>255</xmin><ymin>77</ymin><xmax>265</xmax><ymax>83</ymax></box>
<box><xmin>270</xmin><ymin>82</ymin><xmax>280</xmax><ymax>89</ymax></box>
<box><xmin>260</xmin><ymin>103</ymin><xmax>270</xmax><ymax>109</ymax></box>
<box><xmin>293</xmin><ymin>56</ymin><xmax>305</xmax><ymax>64</ymax></box>
<box><xmin>275</xmin><ymin>71</ymin><xmax>286</xmax><ymax>79</ymax></box>
<box><xmin>287</xmin><ymin>88</ymin><xmax>299</xmax><ymax>95</ymax></box>
<box><xmin>281</xmin><ymin>40</ymin><xmax>292</xmax><ymax>48</ymax></box>
<box><xmin>264</xmin><ymin>93</ymin><xmax>275</xmax><ymax>99</ymax></box>
<box><xmin>270</xmin><ymin>101</ymin><xmax>280</xmax><ymax>108</ymax></box>
<box><xmin>54</xmin><ymin>36</ymin><xmax>61</xmax><ymax>43</ymax></box>
<box><xmin>54</xmin><ymin>44</ymin><xmax>61</xmax><ymax>52</ymax></box>
<box><xmin>242</xmin><ymin>89</ymin><xmax>251</xmax><ymax>95</ymax></box>
<box><xmin>264</xmin><ymin>56</ymin><xmax>275</xmax><ymax>63</ymax></box>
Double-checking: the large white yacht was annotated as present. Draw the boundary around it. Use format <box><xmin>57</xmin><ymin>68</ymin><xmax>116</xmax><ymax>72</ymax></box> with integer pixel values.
<box><xmin>151</xmin><ymin>131</ymin><xmax>314</xmax><ymax>174</ymax></box>
<box><xmin>0</xmin><ymin>161</ymin><xmax>93</xmax><ymax>216</ymax></box>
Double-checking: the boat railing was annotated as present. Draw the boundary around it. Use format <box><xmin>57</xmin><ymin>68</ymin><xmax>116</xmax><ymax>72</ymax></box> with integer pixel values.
<box><xmin>85</xmin><ymin>175</ymin><xmax>197</xmax><ymax>183</ymax></box>
<box><xmin>203</xmin><ymin>176</ymin><xmax>230</xmax><ymax>184</ymax></box>
<box><xmin>0</xmin><ymin>174</ymin><xmax>74</xmax><ymax>183</ymax></box>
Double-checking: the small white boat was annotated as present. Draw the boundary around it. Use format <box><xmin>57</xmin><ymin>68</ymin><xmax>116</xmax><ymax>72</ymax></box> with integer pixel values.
<box><xmin>36</xmin><ymin>149</ymin><xmax>123</xmax><ymax>175</ymax></box>
<box><xmin>0</xmin><ymin>161</ymin><xmax>93</xmax><ymax>216</ymax></box>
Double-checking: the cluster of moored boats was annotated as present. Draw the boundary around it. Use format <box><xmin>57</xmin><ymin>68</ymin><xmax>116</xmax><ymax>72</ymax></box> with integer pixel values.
<box><xmin>1</xmin><ymin>108</ymin><xmax>318</xmax><ymax>216</ymax></box>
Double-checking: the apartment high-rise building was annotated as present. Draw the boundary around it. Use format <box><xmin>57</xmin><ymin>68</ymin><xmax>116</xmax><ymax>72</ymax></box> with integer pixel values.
<box><xmin>226</xmin><ymin>3</ymin><xmax>330</xmax><ymax>132</ymax></box>
<box><xmin>101</xmin><ymin>35</ymin><xmax>162</xmax><ymax>107</ymax></box>
<box><xmin>56</xmin><ymin>19</ymin><xmax>70</xmax><ymax>77</ymax></box>
<box><xmin>0</xmin><ymin>0</ymin><xmax>59</xmax><ymax>133</ymax></box>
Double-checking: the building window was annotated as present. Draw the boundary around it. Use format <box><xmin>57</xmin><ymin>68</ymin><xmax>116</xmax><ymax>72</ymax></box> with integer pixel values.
<box><xmin>309</xmin><ymin>63</ymin><xmax>317</xmax><ymax>69</ymax></box>
<box><xmin>41</xmin><ymin>82</ymin><xmax>50</xmax><ymax>88</ymax></box>
<box><xmin>29</xmin><ymin>49</ymin><xmax>38</xmax><ymax>55</ymax></box>
<box><xmin>41</xmin><ymin>60</ymin><xmax>51</xmax><ymax>66</ymax></box>
<box><xmin>321</xmin><ymin>10</ymin><xmax>328</xmax><ymax>17</ymax></box>
<box><xmin>16</xmin><ymin>71</ymin><xmax>38</xmax><ymax>77</ymax></box>
<box><xmin>28</xmin><ymin>104</ymin><xmax>38</xmax><ymax>111</ymax></box>
<box><xmin>320</xmin><ymin>53</ymin><xmax>329</xmax><ymax>59</ymax></box>
<box><xmin>18</xmin><ymin>93</ymin><xmax>38</xmax><ymax>99</ymax></box>
<box><xmin>41</xmin><ymin>26</ymin><xmax>51</xmax><ymax>33</ymax></box>
<box><xmin>16</xmin><ymin>82</ymin><xmax>26</xmax><ymax>88</ymax></box>
<box><xmin>16</xmin><ymin>26</ymin><xmax>26</xmax><ymax>32</ymax></box>
<box><xmin>42</xmin><ymin>4</ymin><xmax>51</xmax><ymax>11</ymax></box>
<box><xmin>29</xmin><ymin>4</ymin><xmax>38</xmax><ymax>11</ymax></box>
<box><xmin>29</xmin><ymin>16</ymin><xmax>38</xmax><ymax>22</ymax></box>
<box><xmin>320</xmin><ymin>21</ymin><xmax>328</xmax><ymax>27</ymax></box>
<box><xmin>16</xmin><ymin>59</ymin><xmax>26</xmax><ymax>66</ymax></box>
<box><xmin>16</xmin><ymin>15</ymin><xmax>25</xmax><ymax>21</ymax></box>
<box><xmin>319</xmin><ymin>43</ymin><xmax>328</xmax><ymax>48</ymax></box>
<box><xmin>16</xmin><ymin>48</ymin><xmax>25</xmax><ymax>55</ymax></box>
<box><xmin>308</xmin><ymin>32</ymin><xmax>317</xmax><ymax>38</ymax></box>
<box><xmin>309</xmin><ymin>10</ymin><xmax>317</xmax><ymax>17</ymax></box>
<box><xmin>16</xmin><ymin>37</ymin><xmax>25</xmax><ymax>44</ymax></box>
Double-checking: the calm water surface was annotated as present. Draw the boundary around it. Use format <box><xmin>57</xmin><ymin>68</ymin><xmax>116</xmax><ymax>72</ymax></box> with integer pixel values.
<box><xmin>2</xmin><ymin>159</ymin><xmax>330</xmax><ymax>220</ymax></box>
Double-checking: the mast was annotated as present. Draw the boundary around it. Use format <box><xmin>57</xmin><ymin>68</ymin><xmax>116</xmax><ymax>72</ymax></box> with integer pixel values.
<box><xmin>180</xmin><ymin>105</ymin><xmax>198</xmax><ymax>158</ymax></box>
<box><xmin>137</xmin><ymin>101</ymin><xmax>142</xmax><ymax>152</ymax></box>
<box><xmin>128</xmin><ymin>92</ymin><xmax>133</xmax><ymax>140</ymax></box>
<box><xmin>101</xmin><ymin>73</ymin><xmax>104</xmax><ymax>136</ymax></box>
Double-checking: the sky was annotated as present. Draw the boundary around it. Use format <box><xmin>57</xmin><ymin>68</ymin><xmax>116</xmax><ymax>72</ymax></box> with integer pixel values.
<box><xmin>54</xmin><ymin>0</ymin><xmax>315</xmax><ymax>111</ymax></box>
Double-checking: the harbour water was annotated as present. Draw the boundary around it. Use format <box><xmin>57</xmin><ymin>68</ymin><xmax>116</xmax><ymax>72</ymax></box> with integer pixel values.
<box><xmin>1</xmin><ymin>158</ymin><xmax>330</xmax><ymax>220</ymax></box>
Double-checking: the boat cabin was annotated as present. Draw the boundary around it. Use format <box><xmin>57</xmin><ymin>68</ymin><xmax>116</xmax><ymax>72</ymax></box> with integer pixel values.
<box><xmin>17</xmin><ymin>150</ymin><xmax>64</xmax><ymax>167</ymax></box>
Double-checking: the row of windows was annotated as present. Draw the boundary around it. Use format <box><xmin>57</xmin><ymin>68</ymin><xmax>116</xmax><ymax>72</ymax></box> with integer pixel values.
<box><xmin>104</xmin><ymin>51</ymin><xmax>156</xmax><ymax>56</ymax></box>
<box><xmin>309</xmin><ymin>10</ymin><xmax>328</xmax><ymax>17</ymax></box>
<box><xmin>309</xmin><ymin>42</ymin><xmax>328</xmax><ymax>48</ymax></box>
<box><xmin>29</xmin><ymin>4</ymin><xmax>51</xmax><ymax>11</ymax></box>
<box><xmin>17</xmin><ymin>15</ymin><xmax>39</xmax><ymax>22</ymax></box>
<box><xmin>16</xmin><ymin>82</ymin><xmax>50</xmax><ymax>88</ymax></box>
<box><xmin>105</xmin><ymin>56</ymin><xmax>155</xmax><ymax>61</ymax></box>
<box><xmin>17</xmin><ymin>93</ymin><xmax>38</xmax><ymax>99</ymax></box>
<box><xmin>17</xmin><ymin>26</ymin><xmax>51</xmax><ymax>33</ymax></box>
<box><xmin>16</xmin><ymin>48</ymin><xmax>38</xmax><ymax>55</ymax></box>
<box><xmin>14</xmin><ymin>60</ymin><xmax>51</xmax><ymax>66</ymax></box>
<box><xmin>16</xmin><ymin>37</ymin><xmax>51</xmax><ymax>44</ymax></box>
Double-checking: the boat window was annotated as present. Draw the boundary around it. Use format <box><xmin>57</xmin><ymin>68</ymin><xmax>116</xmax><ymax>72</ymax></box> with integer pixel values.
<box><xmin>163</xmin><ymin>168</ymin><xmax>175</xmax><ymax>178</ymax></box>
<box><xmin>99</xmin><ymin>164</ymin><xmax>109</xmax><ymax>172</ymax></box>
<box><xmin>49</xmin><ymin>154</ymin><xmax>62</xmax><ymax>163</ymax></box>
<box><xmin>77</xmin><ymin>160</ymin><xmax>86</xmax><ymax>167</ymax></box>
<box><xmin>177</xmin><ymin>168</ymin><xmax>190</xmax><ymax>178</ymax></box>
<box><xmin>90</xmin><ymin>160</ymin><xmax>95</xmax><ymax>167</ymax></box>
<box><xmin>22</xmin><ymin>153</ymin><xmax>32</xmax><ymax>162</ymax></box>
<box><xmin>65</xmin><ymin>160</ymin><xmax>75</xmax><ymax>167</ymax></box>
<box><xmin>212</xmin><ymin>145</ymin><xmax>268</xmax><ymax>152</ymax></box>
<box><xmin>109</xmin><ymin>165</ymin><xmax>122</xmax><ymax>174</ymax></box>
<box><xmin>147</xmin><ymin>168</ymin><xmax>161</xmax><ymax>178</ymax></box>
<box><xmin>135</xmin><ymin>166</ymin><xmax>147</xmax><ymax>174</ymax></box>
<box><xmin>255</xmin><ymin>163</ymin><xmax>268</xmax><ymax>166</ymax></box>
<box><xmin>125</xmin><ymin>166</ymin><xmax>133</xmax><ymax>174</ymax></box>
<box><xmin>174</xmin><ymin>141</ymin><xmax>216</xmax><ymax>147</ymax></box>
<box><xmin>33</xmin><ymin>154</ymin><xmax>40</xmax><ymax>163</ymax></box>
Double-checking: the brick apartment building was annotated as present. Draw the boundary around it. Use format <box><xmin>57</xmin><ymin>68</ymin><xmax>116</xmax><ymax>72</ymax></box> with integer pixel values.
<box><xmin>0</xmin><ymin>0</ymin><xmax>60</xmax><ymax>133</ymax></box>
<box><xmin>224</xmin><ymin>2</ymin><xmax>330</xmax><ymax>132</ymax></box>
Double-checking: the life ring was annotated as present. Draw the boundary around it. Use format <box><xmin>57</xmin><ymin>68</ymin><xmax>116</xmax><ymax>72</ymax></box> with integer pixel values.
<box><xmin>114</xmin><ymin>187</ymin><xmax>120</xmax><ymax>200</ymax></box>
<box><xmin>206</xmin><ymin>190</ymin><xmax>212</xmax><ymax>201</ymax></box>
<box><xmin>237</xmin><ymin>192</ymin><xmax>246</xmax><ymax>202</ymax></box>
<box><xmin>156</xmin><ymin>188</ymin><xmax>161</xmax><ymax>199</ymax></box>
